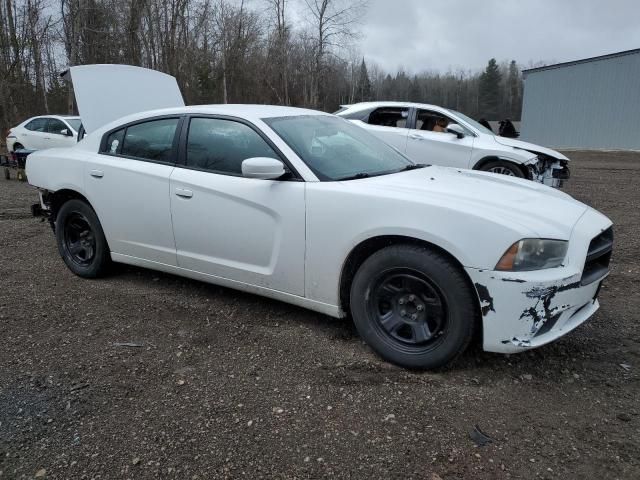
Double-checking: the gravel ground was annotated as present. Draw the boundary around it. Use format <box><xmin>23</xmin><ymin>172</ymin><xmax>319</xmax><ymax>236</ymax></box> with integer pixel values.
<box><xmin>0</xmin><ymin>151</ymin><xmax>639</xmax><ymax>479</ymax></box>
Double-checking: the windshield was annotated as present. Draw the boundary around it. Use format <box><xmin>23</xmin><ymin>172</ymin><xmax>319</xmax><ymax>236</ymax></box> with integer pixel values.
<box><xmin>264</xmin><ymin>115</ymin><xmax>414</xmax><ymax>181</ymax></box>
<box><xmin>447</xmin><ymin>109</ymin><xmax>493</xmax><ymax>135</ymax></box>
<box><xmin>65</xmin><ymin>118</ymin><xmax>82</xmax><ymax>132</ymax></box>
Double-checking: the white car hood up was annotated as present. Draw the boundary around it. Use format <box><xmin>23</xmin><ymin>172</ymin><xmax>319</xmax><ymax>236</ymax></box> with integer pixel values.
<box><xmin>348</xmin><ymin>166</ymin><xmax>591</xmax><ymax>239</ymax></box>
<box><xmin>62</xmin><ymin>64</ymin><xmax>185</xmax><ymax>134</ymax></box>
<box><xmin>493</xmin><ymin>136</ymin><xmax>569</xmax><ymax>161</ymax></box>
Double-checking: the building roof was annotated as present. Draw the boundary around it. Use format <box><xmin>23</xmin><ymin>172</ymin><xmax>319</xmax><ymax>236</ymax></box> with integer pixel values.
<box><xmin>522</xmin><ymin>48</ymin><xmax>640</xmax><ymax>75</ymax></box>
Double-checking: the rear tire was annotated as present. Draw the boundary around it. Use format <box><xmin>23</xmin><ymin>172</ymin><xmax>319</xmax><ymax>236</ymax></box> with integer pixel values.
<box><xmin>349</xmin><ymin>245</ymin><xmax>477</xmax><ymax>369</ymax></box>
<box><xmin>55</xmin><ymin>199</ymin><xmax>111</xmax><ymax>278</ymax></box>
<box><xmin>479</xmin><ymin>160</ymin><xmax>525</xmax><ymax>178</ymax></box>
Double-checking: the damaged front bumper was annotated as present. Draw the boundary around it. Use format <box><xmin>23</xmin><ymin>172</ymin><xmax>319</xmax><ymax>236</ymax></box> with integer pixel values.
<box><xmin>466</xmin><ymin>208</ymin><xmax>612</xmax><ymax>354</ymax></box>
<box><xmin>528</xmin><ymin>156</ymin><xmax>570</xmax><ymax>188</ymax></box>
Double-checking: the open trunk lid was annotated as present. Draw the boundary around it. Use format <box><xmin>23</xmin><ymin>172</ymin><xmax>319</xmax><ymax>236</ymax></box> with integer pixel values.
<box><xmin>62</xmin><ymin>64</ymin><xmax>185</xmax><ymax>134</ymax></box>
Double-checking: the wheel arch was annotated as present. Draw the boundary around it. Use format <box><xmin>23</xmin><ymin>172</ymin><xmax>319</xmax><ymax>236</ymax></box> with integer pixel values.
<box><xmin>473</xmin><ymin>156</ymin><xmax>530</xmax><ymax>178</ymax></box>
<box><xmin>338</xmin><ymin>235</ymin><xmax>482</xmax><ymax>329</ymax></box>
<box><xmin>48</xmin><ymin>189</ymin><xmax>96</xmax><ymax>229</ymax></box>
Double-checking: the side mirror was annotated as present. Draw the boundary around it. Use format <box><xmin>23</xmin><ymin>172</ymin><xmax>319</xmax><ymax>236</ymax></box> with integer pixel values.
<box><xmin>60</xmin><ymin>128</ymin><xmax>72</xmax><ymax>136</ymax></box>
<box><xmin>447</xmin><ymin>124</ymin><xmax>465</xmax><ymax>139</ymax></box>
<box><xmin>241</xmin><ymin>157</ymin><xmax>287</xmax><ymax>180</ymax></box>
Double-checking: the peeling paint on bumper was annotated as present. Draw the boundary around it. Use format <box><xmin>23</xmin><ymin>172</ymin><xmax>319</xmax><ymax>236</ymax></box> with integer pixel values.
<box><xmin>467</xmin><ymin>268</ymin><xmax>604</xmax><ymax>353</ymax></box>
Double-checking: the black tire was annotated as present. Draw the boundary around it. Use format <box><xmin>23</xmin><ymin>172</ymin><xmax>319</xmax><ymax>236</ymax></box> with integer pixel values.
<box><xmin>479</xmin><ymin>159</ymin><xmax>525</xmax><ymax>178</ymax></box>
<box><xmin>55</xmin><ymin>199</ymin><xmax>111</xmax><ymax>278</ymax></box>
<box><xmin>13</xmin><ymin>143</ymin><xmax>24</xmax><ymax>151</ymax></box>
<box><xmin>350</xmin><ymin>245</ymin><xmax>477</xmax><ymax>369</ymax></box>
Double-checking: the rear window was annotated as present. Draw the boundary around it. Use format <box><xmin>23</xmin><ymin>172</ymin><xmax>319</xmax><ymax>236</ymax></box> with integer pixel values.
<box><xmin>120</xmin><ymin>118</ymin><xmax>179</xmax><ymax>162</ymax></box>
<box><xmin>25</xmin><ymin>118</ymin><xmax>47</xmax><ymax>132</ymax></box>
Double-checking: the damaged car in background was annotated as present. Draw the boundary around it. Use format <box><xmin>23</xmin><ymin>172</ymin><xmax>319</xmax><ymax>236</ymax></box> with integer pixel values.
<box><xmin>26</xmin><ymin>65</ymin><xmax>612</xmax><ymax>369</ymax></box>
<box><xmin>336</xmin><ymin>102</ymin><xmax>571</xmax><ymax>187</ymax></box>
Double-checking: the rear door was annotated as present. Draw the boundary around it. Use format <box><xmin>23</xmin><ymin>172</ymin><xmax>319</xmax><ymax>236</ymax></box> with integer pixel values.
<box><xmin>169</xmin><ymin>116</ymin><xmax>306</xmax><ymax>295</ymax></box>
<box><xmin>356</xmin><ymin>106</ymin><xmax>410</xmax><ymax>153</ymax></box>
<box><xmin>84</xmin><ymin>116</ymin><xmax>181</xmax><ymax>265</ymax></box>
<box><xmin>21</xmin><ymin>118</ymin><xmax>48</xmax><ymax>149</ymax></box>
<box><xmin>405</xmin><ymin>108</ymin><xmax>474</xmax><ymax>168</ymax></box>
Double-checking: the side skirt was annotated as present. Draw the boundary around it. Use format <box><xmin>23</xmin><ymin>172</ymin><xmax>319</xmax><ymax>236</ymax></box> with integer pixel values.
<box><xmin>110</xmin><ymin>252</ymin><xmax>344</xmax><ymax>318</ymax></box>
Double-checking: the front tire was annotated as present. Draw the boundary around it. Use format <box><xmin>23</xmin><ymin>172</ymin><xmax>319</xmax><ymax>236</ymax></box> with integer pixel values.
<box><xmin>55</xmin><ymin>199</ymin><xmax>111</xmax><ymax>278</ymax></box>
<box><xmin>479</xmin><ymin>159</ymin><xmax>525</xmax><ymax>177</ymax></box>
<box><xmin>350</xmin><ymin>245</ymin><xmax>477</xmax><ymax>369</ymax></box>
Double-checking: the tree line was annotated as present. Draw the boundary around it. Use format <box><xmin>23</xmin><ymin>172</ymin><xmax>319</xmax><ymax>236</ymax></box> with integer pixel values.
<box><xmin>0</xmin><ymin>0</ymin><xmax>524</xmax><ymax>136</ymax></box>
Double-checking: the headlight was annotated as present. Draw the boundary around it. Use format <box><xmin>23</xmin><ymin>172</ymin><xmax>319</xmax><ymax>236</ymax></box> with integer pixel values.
<box><xmin>496</xmin><ymin>239</ymin><xmax>568</xmax><ymax>271</ymax></box>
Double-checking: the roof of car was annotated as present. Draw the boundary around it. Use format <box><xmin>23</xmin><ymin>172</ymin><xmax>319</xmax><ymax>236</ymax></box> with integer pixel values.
<box><xmin>343</xmin><ymin>101</ymin><xmax>443</xmax><ymax>111</ymax></box>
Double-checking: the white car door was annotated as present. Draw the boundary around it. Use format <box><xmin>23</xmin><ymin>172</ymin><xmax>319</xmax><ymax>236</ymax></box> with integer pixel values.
<box><xmin>355</xmin><ymin>106</ymin><xmax>410</xmax><ymax>153</ymax></box>
<box><xmin>21</xmin><ymin>118</ymin><xmax>49</xmax><ymax>150</ymax></box>
<box><xmin>84</xmin><ymin>116</ymin><xmax>181</xmax><ymax>266</ymax></box>
<box><xmin>170</xmin><ymin>116</ymin><xmax>305</xmax><ymax>296</ymax></box>
<box><xmin>44</xmin><ymin>118</ymin><xmax>77</xmax><ymax>149</ymax></box>
<box><xmin>405</xmin><ymin>109</ymin><xmax>474</xmax><ymax>168</ymax></box>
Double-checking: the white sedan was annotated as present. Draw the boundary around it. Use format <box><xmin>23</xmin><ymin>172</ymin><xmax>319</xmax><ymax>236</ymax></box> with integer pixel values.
<box><xmin>26</xmin><ymin>65</ymin><xmax>613</xmax><ymax>369</ymax></box>
<box><xmin>6</xmin><ymin>115</ymin><xmax>82</xmax><ymax>151</ymax></box>
<box><xmin>336</xmin><ymin>102</ymin><xmax>570</xmax><ymax>187</ymax></box>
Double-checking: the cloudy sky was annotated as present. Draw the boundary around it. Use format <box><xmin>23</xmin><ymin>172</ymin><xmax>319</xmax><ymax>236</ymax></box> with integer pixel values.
<box><xmin>356</xmin><ymin>0</ymin><xmax>640</xmax><ymax>73</ymax></box>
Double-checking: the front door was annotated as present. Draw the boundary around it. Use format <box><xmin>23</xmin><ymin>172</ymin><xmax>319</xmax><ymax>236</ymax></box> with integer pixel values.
<box><xmin>170</xmin><ymin>116</ymin><xmax>305</xmax><ymax>296</ymax></box>
<box><xmin>405</xmin><ymin>109</ymin><xmax>474</xmax><ymax>168</ymax></box>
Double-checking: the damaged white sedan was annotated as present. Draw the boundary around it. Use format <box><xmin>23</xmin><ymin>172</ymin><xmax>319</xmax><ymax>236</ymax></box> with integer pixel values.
<box><xmin>26</xmin><ymin>65</ymin><xmax>612</xmax><ymax>369</ymax></box>
<box><xmin>336</xmin><ymin>102</ymin><xmax>570</xmax><ymax>187</ymax></box>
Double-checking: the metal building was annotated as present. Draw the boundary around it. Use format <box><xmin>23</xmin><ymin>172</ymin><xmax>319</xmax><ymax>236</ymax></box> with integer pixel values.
<box><xmin>521</xmin><ymin>48</ymin><xmax>640</xmax><ymax>150</ymax></box>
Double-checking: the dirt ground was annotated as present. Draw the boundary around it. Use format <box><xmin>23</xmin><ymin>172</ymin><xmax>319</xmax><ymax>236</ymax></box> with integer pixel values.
<box><xmin>0</xmin><ymin>151</ymin><xmax>638</xmax><ymax>479</ymax></box>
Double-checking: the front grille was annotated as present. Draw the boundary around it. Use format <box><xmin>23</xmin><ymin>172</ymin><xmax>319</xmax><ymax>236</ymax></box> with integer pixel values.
<box><xmin>581</xmin><ymin>227</ymin><xmax>613</xmax><ymax>285</ymax></box>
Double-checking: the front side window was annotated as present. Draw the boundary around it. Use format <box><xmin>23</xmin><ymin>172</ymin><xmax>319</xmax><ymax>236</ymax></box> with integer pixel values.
<box><xmin>47</xmin><ymin>118</ymin><xmax>69</xmax><ymax>135</ymax></box>
<box><xmin>416</xmin><ymin>109</ymin><xmax>460</xmax><ymax>133</ymax></box>
<box><xmin>264</xmin><ymin>115</ymin><xmax>413</xmax><ymax>181</ymax></box>
<box><xmin>186</xmin><ymin>118</ymin><xmax>279</xmax><ymax>175</ymax></box>
<box><xmin>120</xmin><ymin>118</ymin><xmax>179</xmax><ymax>162</ymax></box>
<box><xmin>367</xmin><ymin>107</ymin><xmax>409</xmax><ymax>128</ymax></box>
<box><xmin>65</xmin><ymin>119</ymin><xmax>82</xmax><ymax>132</ymax></box>
<box><xmin>25</xmin><ymin>118</ymin><xmax>47</xmax><ymax>132</ymax></box>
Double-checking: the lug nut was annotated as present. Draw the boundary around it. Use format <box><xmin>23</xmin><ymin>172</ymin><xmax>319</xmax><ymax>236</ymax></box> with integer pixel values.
<box><xmin>409</xmin><ymin>294</ymin><xmax>415</xmax><ymax>301</ymax></box>
<box><xmin>400</xmin><ymin>310</ymin><xmax>407</xmax><ymax>317</ymax></box>
<box><xmin>411</xmin><ymin>314</ymin><xmax>417</xmax><ymax>321</ymax></box>
<box><xmin>399</xmin><ymin>299</ymin><xmax>405</xmax><ymax>305</ymax></box>
<box><xmin>417</xmin><ymin>305</ymin><xmax>424</xmax><ymax>311</ymax></box>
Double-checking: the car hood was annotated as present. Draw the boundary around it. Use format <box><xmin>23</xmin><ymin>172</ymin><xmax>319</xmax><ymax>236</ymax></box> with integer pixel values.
<box><xmin>347</xmin><ymin>166</ymin><xmax>589</xmax><ymax>239</ymax></box>
<box><xmin>62</xmin><ymin>64</ymin><xmax>185</xmax><ymax>134</ymax></box>
<box><xmin>493</xmin><ymin>136</ymin><xmax>569</xmax><ymax>161</ymax></box>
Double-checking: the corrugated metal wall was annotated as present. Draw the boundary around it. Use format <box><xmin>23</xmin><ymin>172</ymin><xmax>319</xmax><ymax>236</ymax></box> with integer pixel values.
<box><xmin>521</xmin><ymin>51</ymin><xmax>640</xmax><ymax>150</ymax></box>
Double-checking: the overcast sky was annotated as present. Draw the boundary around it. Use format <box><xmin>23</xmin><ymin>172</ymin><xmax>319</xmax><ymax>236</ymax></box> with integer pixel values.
<box><xmin>356</xmin><ymin>0</ymin><xmax>640</xmax><ymax>73</ymax></box>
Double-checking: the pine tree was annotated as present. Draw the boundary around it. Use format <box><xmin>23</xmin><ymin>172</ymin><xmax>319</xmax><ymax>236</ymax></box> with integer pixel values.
<box><xmin>357</xmin><ymin>58</ymin><xmax>372</xmax><ymax>102</ymax></box>
<box><xmin>478</xmin><ymin>58</ymin><xmax>502</xmax><ymax>119</ymax></box>
<box><xmin>506</xmin><ymin>60</ymin><xmax>522</xmax><ymax>120</ymax></box>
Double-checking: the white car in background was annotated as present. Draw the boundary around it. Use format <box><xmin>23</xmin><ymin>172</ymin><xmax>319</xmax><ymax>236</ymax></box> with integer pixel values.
<box><xmin>6</xmin><ymin>115</ymin><xmax>82</xmax><ymax>151</ymax></box>
<box><xmin>26</xmin><ymin>65</ymin><xmax>612</xmax><ymax>369</ymax></box>
<box><xmin>336</xmin><ymin>102</ymin><xmax>570</xmax><ymax>187</ymax></box>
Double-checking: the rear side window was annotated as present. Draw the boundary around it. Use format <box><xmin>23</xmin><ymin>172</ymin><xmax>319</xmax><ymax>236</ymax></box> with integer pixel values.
<box><xmin>367</xmin><ymin>107</ymin><xmax>409</xmax><ymax>128</ymax></box>
<box><xmin>119</xmin><ymin>118</ymin><xmax>179</xmax><ymax>162</ymax></box>
<box><xmin>25</xmin><ymin>118</ymin><xmax>47</xmax><ymax>132</ymax></box>
<box><xmin>186</xmin><ymin>118</ymin><xmax>279</xmax><ymax>175</ymax></box>
<box><xmin>105</xmin><ymin>128</ymin><xmax>125</xmax><ymax>154</ymax></box>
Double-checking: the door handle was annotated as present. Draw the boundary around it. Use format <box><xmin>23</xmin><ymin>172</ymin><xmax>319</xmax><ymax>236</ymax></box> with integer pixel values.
<box><xmin>90</xmin><ymin>169</ymin><xmax>104</xmax><ymax>178</ymax></box>
<box><xmin>409</xmin><ymin>133</ymin><xmax>424</xmax><ymax>140</ymax></box>
<box><xmin>175</xmin><ymin>188</ymin><xmax>193</xmax><ymax>198</ymax></box>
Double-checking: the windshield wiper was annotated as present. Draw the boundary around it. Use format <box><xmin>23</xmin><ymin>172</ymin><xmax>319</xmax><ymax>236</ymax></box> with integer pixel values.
<box><xmin>401</xmin><ymin>163</ymin><xmax>429</xmax><ymax>171</ymax></box>
<box><xmin>336</xmin><ymin>172</ymin><xmax>371</xmax><ymax>181</ymax></box>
